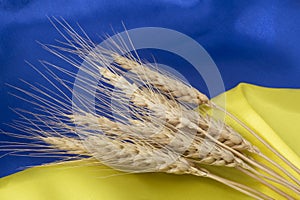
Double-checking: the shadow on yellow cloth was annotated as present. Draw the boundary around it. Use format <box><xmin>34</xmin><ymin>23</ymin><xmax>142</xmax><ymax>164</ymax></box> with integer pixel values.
<box><xmin>0</xmin><ymin>83</ymin><xmax>299</xmax><ymax>200</ymax></box>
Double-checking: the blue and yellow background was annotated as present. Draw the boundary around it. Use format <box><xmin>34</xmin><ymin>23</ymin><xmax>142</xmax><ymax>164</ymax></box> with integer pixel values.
<box><xmin>0</xmin><ymin>0</ymin><xmax>299</xmax><ymax>199</ymax></box>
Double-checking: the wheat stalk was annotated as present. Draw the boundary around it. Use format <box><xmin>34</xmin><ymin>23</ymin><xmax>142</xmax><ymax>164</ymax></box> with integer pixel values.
<box><xmin>1</xmin><ymin>18</ymin><xmax>300</xmax><ymax>199</ymax></box>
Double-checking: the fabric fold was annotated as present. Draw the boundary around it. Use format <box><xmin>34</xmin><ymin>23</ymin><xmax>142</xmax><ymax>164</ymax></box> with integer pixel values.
<box><xmin>0</xmin><ymin>83</ymin><xmax>299</xmax><ymax>200</ymax></box>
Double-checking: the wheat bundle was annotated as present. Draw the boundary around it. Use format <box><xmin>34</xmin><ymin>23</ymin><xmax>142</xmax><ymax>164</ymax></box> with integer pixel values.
<box><xmin>1</xmin><ymin>18</ymin><xmax>300</xmax><ymax>199</ymax></box>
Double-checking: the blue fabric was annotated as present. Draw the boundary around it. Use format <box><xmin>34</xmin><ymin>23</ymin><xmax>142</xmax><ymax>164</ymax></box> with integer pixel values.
<box><xmin>0</xmin><ymin>0</ymin><xmax>300</xmax><ymax>177</ymax></box>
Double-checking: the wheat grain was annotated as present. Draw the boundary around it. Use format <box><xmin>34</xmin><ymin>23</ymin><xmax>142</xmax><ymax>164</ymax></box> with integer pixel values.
<box><xmin>114</xmin><ymin>54</ymin><xmax>209</xmax><ymax>105</ymax></box>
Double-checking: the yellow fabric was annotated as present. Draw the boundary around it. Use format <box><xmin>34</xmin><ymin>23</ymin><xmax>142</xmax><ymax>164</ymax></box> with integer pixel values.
<box><xmin>0</xmin><ymin>83</ymin><xmax>299</xmax><ymax>200</ymax></box>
